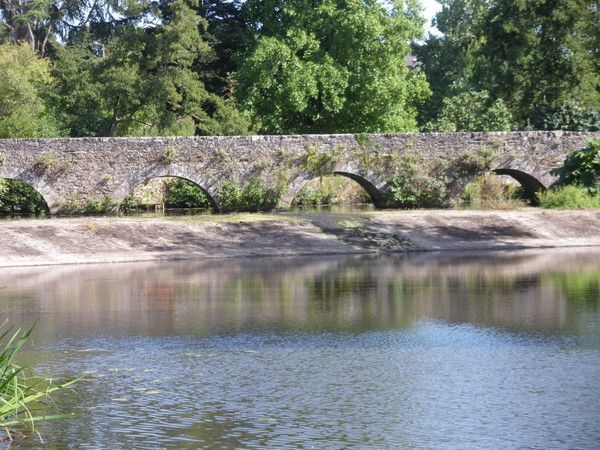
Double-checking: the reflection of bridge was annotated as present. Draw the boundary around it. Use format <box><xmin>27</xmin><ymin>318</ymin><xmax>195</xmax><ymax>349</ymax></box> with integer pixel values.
<box><xmin>0</xmin><ymin>131</ymin><xmax>598</xmax><ymax>213</ymax></box>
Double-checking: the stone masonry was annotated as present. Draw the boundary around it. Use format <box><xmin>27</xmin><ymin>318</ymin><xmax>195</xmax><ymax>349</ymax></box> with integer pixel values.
<box><xmin>0</xmin><ymin>131</ymin><xmax>598</xmax><ymax>213</ymax></box>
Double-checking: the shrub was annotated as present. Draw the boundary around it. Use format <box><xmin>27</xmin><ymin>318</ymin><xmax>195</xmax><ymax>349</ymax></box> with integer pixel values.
<box><xmin>0</xmin><ymin>179</ymin><xmax>49</xmax><ymax>215</ymax></box>
<box><xmin>163</xmin><ymin>179</ymin><xmax>211</xmax><ymax>209</ymax></box>
<box><xmin>538</xmin><ymin>185</ymin><xmax>600</xmax><ymax>209</ymax></box>
<box><xmin>552</xmin><ymin>139</ymin><xmax>600</xmax><ymax>194</ymax></box>
<box><xmin>218</xmin><ymin>179</ymin><xmax>281</xmax><ymax>212</ymax></box>
<box><xmin>460</xmin><ymin>174</ymin><xmax>526</xmax><ymax>209</ymax></box>
<box><xmin>386</xmin><ymin>156</ymin><xmax>448</xmax><ymax>208</ymax></box>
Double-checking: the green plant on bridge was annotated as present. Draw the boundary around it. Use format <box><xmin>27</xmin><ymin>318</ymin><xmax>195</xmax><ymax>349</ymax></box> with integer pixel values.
<box><xmin>0</xmin><ymin>155</ymin><xmax>4</xmax><ymax>166</ymax></box>
<box><xmin>35</xmin><ymin>151</ymin><xmax>56</xmax><ymax>172</ymax></box>
<box><xmin>387</xmin><ymin>155</ymin><xmax>448</xmax><ymax>208</ymax></box>
<box><xmin>304</xmin><ymin>145</ymin><xmax>340</xmax><ymax>178</ymax></box>
<box><xmin>446</xmin><ymin>148</ymin><xmax>495</xmax><ymax>179</ymax></box>
<box><xmin>159</xmin><ymin>146</ymin><xmax>178</xmax><ymax>165</ymax></box>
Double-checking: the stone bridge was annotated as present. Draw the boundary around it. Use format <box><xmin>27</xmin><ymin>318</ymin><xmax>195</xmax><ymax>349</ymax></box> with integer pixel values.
<box><xmin>0</xmin><ymin>131</ymin><xmax>598</xmax><ymax>214</ymax></box>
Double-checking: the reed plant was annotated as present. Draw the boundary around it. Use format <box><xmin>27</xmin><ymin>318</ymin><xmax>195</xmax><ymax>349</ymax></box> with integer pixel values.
<box><xmin>0</xmin><ymin>324</ymin><xmax>78</xmax><ymax>441</ymax></box>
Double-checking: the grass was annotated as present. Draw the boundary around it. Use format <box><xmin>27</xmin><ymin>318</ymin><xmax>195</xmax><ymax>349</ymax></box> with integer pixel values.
<box><xmin>0</xmin><ymin>324</ymin><xmax>79</xmax><ymax>440</ymax></box>
<box><xmin>538</xmin><ymin>185</ymin><xmax>600</xmax><ymax>209</ymax></box>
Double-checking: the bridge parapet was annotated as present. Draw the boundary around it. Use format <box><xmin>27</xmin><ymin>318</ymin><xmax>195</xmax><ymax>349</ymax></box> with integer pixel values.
<box><xmin>0</xmin><ymin>131</ymin><xmax>597</xmax><ymax>213</ymax></box>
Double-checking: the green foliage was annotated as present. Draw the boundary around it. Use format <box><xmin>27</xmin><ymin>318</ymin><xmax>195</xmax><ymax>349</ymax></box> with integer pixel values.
<box><xmin>531</xmin><ymin>102</ymin><xmax>600</xmax><ymax>132</ymax></box>
<box><xmin>35</xmin><ymin>152</ymin><xmax>56</xmax><ymax>172</ymax></box>
<box><xmin>425</xmin><ymin>91</ymin><xmax>514</xmax><ymax>132</ymax></box>
<box><xmin>159</xmin><ymin>147</ymin><xmax>179</xmax><ymax>165</ymax></box>
<box><xmin>218</xmin><ymin>179</ymin><xmax>280</xmax><ymax>212</ymax></box>
<box><xmin>0</xmin><ymin>324</ymin><xmax>79</xmax><ymax>430</ymax></box>
<box><xmin>60</xmin><ymin>196</ymin><xmax>118</xmax><ymax>215</ymax></box>
<box><xmin>163</xmin><ymin>179</ymin><xmax>211</xmax><ymax>208</ymax></box>
<box><xmin>460</xmin><ymin>174</ymin><xmax>526</xmax><ymax>209</ymax></box>
<box><xmin>0</xmin><ymin>179</ymin><xmax>49</xmax><ymax>215</ymax></box>
<box><xmin>236</xmin><ymin>0</ymin><xmax>430</xmax><ymax>134</ymax></box>
<box><xmin>387</xmin><ymin>157</ymin><xmax>447</xmax><ymax>208</ymax></box>
<box><xmin>293</xmin><ymin>176</ymin><xmax>370</xmax><ymax>206</ymax></box>
<box><xmin>552</xmin><ymin>139</ymin><xmax>600</xmax><ymax>194</ymax></box>
<box><xmin>449</xmin><ymin>148</ymin><xmax>494</xmax><ymax>179</ymax></box>
<box><xmin>416</xmin><ymin>0</ymin><xmax>599</xmax><ymax>129</ymax></box>
<box><xmin>304</xmin><ymin>145</ymin><xmax>339</xmax><ymax>178</ymax></box>
<box><xmin>538</xmin><ymin>185</ymin><xmax>600</xmax><ymax>209</ymax></box>
<box><xmin>49</xmin><ymin>0</ymin><xmax>253</xmax><ymax>138</ymax></box>
<box><xmin>0</xmin><ymin>44</ymin><xmax>61</xmax><ymax>138</ymax></box>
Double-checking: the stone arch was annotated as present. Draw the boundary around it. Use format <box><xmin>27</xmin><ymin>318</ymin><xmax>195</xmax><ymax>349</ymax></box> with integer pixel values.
<box><xmin>0</xmin><ymin>167</ymin><xmax>59</xmax><ymax>213</ymax></box>
<box><xmin>113</xmin><ymin>164</ymin><xmax>219</xmax><ymax>211</ymax></box>
<box><xmin>491</xmin><ymin>168</ymin><xmax>547</xmax><ymax>205</ymax></box>
<box><xmin>332</xmin><ymin>171</ymin><xmax>387</xmax><ymax>207</ymax></box>
<box><xmin>280</xmin><ymin>171</ymin><xmax>386</xmax><ymax>209</ymax></box>
<box><xmin>0</xmin><ymin>177</ymin><xmax>52</xmax><ymax>215</ymax></box>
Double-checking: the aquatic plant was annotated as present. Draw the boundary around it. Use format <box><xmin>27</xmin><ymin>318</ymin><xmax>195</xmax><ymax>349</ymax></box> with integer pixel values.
<box><xmin>0</xmin><ymin>324</ymin><xmax>79</xmax><ymax>439</ymax></box>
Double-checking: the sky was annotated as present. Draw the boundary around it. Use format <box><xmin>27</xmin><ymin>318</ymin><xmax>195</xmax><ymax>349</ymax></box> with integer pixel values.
<box><xmin>422</xmin><ymin>0</ymin><xmax>443</xmax><ymax>35</ymax></box>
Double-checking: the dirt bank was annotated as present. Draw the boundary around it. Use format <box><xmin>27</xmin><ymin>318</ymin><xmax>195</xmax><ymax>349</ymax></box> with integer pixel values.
<box><xmin>1</xmin><ymin>209</ymin><xmax>599</xmax><ymax>267</ymax></box>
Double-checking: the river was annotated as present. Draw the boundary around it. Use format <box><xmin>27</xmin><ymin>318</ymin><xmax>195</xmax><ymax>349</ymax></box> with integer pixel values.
<box><xmin>1</xmin><ymin>248</ymin><xmax>599</xmax><ymax>448</ymax></box>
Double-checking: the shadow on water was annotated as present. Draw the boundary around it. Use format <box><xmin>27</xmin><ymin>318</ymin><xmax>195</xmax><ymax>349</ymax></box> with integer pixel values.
<box><xmin>0</xmin><ymin>248</ymin><xmax>599</xmax><ymax>448</ymax></box>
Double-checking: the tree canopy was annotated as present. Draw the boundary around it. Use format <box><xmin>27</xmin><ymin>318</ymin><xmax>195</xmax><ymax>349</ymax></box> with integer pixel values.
<box><xmin>0</xmin><ymin>0</ymin><xmax>598</xmax><ymax>138</ymax></box>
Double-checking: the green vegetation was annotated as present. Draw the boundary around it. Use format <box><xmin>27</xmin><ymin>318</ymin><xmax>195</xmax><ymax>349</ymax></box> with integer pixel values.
<box><xmin>0</xmin><ymin>324</ymin><xmax>78</xmax><ymax>433</ymax></box>
<box><xmin>0</xmin><ymin>179</ymin><xmax>49</xmax><ymax>215</ymax></box>
<box><xmin>460</xmin><ymin>174</ymin><xmax>526</xmax><ymax>209</ymax></box>
<box><xmin>425</xmin><ymin>91</ymin><xmax>514</xmax><ymax>132</ymax></box>
<box><xmin>416</xmin><ymin>0</ymin><xmax>599</xmax><ymax>130</ymax></box>
<box><xmin>386</xmin><ymin>155</ymin><xmax>447</xmax><ymax>208</ymax></box>
<box><xmin>218</xmin><ymin>180</ymin><xmax>280</xmax><ymax>213</ymax></box>
<box><xmin>58</xmin><ymin>196</ymin><xmax>118</xmax><ymax>215</ymax></box>
<box><xmin>536</xmin><ymin>139</ymin><xmax>600</xmax><ymax>209</ymax></box>
<box><xmin>0</xmin><ymin>44</ymin><xmax>61</xmax><ymax>138</ymax></box>
<box><xmin>293</xmin><ymin>176</ymin><xmax>370</xmax><ymax>207</ymax></box>
<box><xmin>552</xmin><ymin>139</ymin><xmax>600</xmax><ymax>194</ymax></box>
<box><xmin>236</xmin><ymin>1</ymin><xmax>429</xmax><ymax>134</ymax></box>
<box><xmin>163</xmin><ymin>179</ymin><xmax>211</xmax><ymax>209</ymax></box>
<box><xmin>538</xmin><ymin>186</ymin><xmax>600</xmax><ymax>209</ymax></box>
<box><xmin>0</xmin><ymin>0</ymin><xmax>598</xmax><ymax>213</ymax></box>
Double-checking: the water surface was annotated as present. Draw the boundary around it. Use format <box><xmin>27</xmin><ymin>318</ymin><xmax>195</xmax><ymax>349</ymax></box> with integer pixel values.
<box><xmin>1</xmin><ymin>249</ymin><xmax>599</xmax><ymax>448</ymax></box>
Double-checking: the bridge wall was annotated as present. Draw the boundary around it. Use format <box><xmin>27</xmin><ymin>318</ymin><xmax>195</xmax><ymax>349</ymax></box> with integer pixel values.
<box><xmin>0</xmin><ymin>131</ymin><xmax>597</xmax><ymax>213</ymax></box>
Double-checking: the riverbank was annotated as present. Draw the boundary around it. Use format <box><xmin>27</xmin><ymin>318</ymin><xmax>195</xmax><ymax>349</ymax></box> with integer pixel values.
<box><xmin>1</xmin><ymin>209</ymin><xmax>599</xmax><ymax>267</ymax></box>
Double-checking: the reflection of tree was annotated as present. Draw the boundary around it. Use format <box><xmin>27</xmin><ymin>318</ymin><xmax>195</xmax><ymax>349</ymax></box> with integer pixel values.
<box><xmin>0</xmin><ymin>249</ymin><xmax>599</xmax><ymax>338</ymax></box>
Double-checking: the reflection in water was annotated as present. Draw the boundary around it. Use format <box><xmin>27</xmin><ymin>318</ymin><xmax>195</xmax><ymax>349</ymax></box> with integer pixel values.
<box><xmin>0</xmin><ymin>248</ymin><xmax>599</xmax><ymax>448</ymax></box>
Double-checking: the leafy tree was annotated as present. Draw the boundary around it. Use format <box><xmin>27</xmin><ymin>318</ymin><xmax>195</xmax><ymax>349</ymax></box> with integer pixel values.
<box><xmin>552</xmin><ymin>139</ymin><xmax>600</xmax><ymax>194</ymax></box>
<box><xmin>425</xmin><ymin>90</ymin><xmax>514</xmax><ymax>132</ymax></box>
<box><xmin>235</xmin><ymin>0</ymin><xmax>430</xmax><ymax>134</ymax></box>
<box><xmin>0</xmin><ymin>43</ymin><xmax>61</xmax><ymax>138</ymax></box>
<box><xmin>50</xmin><ymin>0</ymin><xmax>252</xmax><ymax>136</ymax></box>
<box><xmin>416</xmin><ymin>0</ymin><xmax>600</xmax><ymax>129</ymax></box>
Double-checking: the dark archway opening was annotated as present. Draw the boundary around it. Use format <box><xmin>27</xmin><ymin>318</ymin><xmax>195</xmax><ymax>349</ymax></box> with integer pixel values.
<box><xmin>458</xmin><ymin>170</ymin><xmax>545</xmax><ymax>208</ymax></box>
<box><xmin>291</xmin><ymin>173</ymin><xmax>379</xmax><ymax>210</ymax></box>
<box><xmin>0</xmin><ymin>178</ymin><xmax>50</xmax><ymax>216</ymax></box>
<box><xmin>492</xmin><ymin>169</ymin><xmax>545</xmax><ymax>206</ymax></box>
<box><xmin>119</xmin><ymin>176</ymin><xmax>216</xmax><ymax>215</ymax></box>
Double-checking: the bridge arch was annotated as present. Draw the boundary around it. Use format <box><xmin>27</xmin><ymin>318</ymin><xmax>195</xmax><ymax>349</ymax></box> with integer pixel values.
<box><xmin>113</xmin><ymin>165</ymin><xmax>219</xmax><ymax>211</ymax></box>
<box><xmin>0</xmin><ymin>177</ymin><xmax>52</xmax><ymax>215</ymax></box>
<box><xmin>281</xmin><ymin>171</ymin><xmax>386</xmax><ymax>209</ymax></box>
<box><xmin>491</xmin><ymin>168</ymin><xmax>547</xmax><ymax>205</ymax></box>
<box><xmin>0</xmin><ymin>166</ymin><xmax>59</xmax><ymax>213</ymax></box>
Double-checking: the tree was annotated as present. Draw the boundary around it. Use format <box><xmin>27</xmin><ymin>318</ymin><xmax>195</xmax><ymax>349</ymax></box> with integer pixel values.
<box><xmin>416</xmin><ymin>0</ymin><xmax>600</xmax><ymax>129</ymax></box>
<box><xmin>50</xmin><ymin>0</ymin><xmax>253</xmax><ymax>136</ymax></box>
<box><xmin>235</xmin><ymin>0</ymin><xmax>430</xmax><ymax>134</ymax></box>
<box><xmin>0</xmin><ymin>43</ymin><xmax>61</xmax><ymax>138</ymax></box>
<box><xmin>425</xmin><ymin>90</ymin><xmax>514</xmax><ymax>132</ymax></box>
